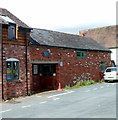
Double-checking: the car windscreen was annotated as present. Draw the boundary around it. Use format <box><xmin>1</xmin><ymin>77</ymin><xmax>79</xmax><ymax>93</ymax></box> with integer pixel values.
<box><xmin>106</xmin><ymin>68</ymin><xmax>117</xmax><ymax>72</ymax></box>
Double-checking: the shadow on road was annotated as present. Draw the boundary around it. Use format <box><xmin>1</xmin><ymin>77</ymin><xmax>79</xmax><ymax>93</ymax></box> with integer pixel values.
<box><xmin>105</xmin><ymin>80</ymin><xmax>118</xmax><ymax>83</ymax></box>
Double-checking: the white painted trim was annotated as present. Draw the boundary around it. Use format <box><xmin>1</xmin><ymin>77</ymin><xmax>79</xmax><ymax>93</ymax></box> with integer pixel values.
<box><xmin>30</xmin><ymin>60</ymin><xmax>60</xmax><ymax>64</ymax></box>
<box><xmin>6</xmin><ymin>58</ymin><xmax>19</xmax><ymax>62</ymax></box>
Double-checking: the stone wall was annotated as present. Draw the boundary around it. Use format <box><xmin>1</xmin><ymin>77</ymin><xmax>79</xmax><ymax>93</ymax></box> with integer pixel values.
<box><xmin>28</xmin><ymin>46</ymin><xmax>111</xmax><ymax>90</ymax></box>
<box><xmin>2</xmin><ymin>25</ymin><xmax>30</xmax><ymax>100</ymax></box>
<box><xmin>2</xmin><ymin>40</ymin><xmax>111</xmax><ymax>99</ymax></box>
<box><xmin>1</xmin><ymin>24</ymin><xmax>111</xmax><ymax>99</ymax></box>
<box><xmin>2</xmin><ymin>44</ymin><xmax>27</xmax><ymax>99</ymax></box>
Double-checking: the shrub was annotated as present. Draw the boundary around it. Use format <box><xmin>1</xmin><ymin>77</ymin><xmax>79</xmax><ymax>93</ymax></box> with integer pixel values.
<box><xmin>89</xmin><ymin>80</ymin><xmax>96</xmax><ymax>84</ymax></box>
<box><xmin>64</xmin><ymin>80</ymin><xmax>96</xmax><ymax>89</ymax></box>
<box><xmin>7</xmin><ymin>97</ymin><xmax>14</xmax><ymax>100</ymax></box>
<box><xmin>65</xmin><ymin>85</ymin><xmax>72</xmax><ymax>89</ymax></box>
<box><xmin>99</xmin><ymin>79</ymin><xmax>105</xmax><ymax>83</ymax></box>
<box><xmin>28</xmin><ymin>92</ymin><xmax>33</xmax><ymax>96</ymax></box>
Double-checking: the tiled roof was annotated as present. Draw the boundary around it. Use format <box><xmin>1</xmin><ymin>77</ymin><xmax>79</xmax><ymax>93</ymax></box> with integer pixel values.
<box><xmin>30</xmin><ymin>28</ymin><xmax>111</xmax><ymax>52</ymax></box>
<box><xmin>79</xmin><ymin>25</ymin><xmax>117</xmax><ymax>48</ymax></box>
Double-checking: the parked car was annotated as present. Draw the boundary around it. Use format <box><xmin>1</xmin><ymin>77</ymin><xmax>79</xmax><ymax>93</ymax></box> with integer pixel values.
<box><xmin>104</xmin><ymin>67</ymin><xmax>118</xmax><ymax>82</ymax></box>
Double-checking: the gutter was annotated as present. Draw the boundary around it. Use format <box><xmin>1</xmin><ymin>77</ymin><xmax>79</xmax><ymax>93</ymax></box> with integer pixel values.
<box><xmin>30</xmin><ymin>44</ymin><xmax>111</xmax><ymax>53</ymax></box>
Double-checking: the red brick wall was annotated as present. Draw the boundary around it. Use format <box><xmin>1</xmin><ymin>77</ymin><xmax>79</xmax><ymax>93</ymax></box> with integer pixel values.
<box><xmin>2</xmin><ymin>41</ymin><xmax>111</xmax><ymax>99</ymax></box>
<box><xmin>28</xmin><ymin>46</ymin><xmax>111</xmax><ymax>90</ymax></box>
<box><xmin>0</xmin><ymin>43</ymin><xmax>2</xmax><ymax>100</ymax></box>
<box><xmin>2</xmin><ymin>44</ymin><xmax>27</xmax><ymax>99</ymax></box>
<box><xmin>1</xmin><ymin>24</ymin><xmax>111</xmax><ymax>99</ymax></box>
<box><xmin>1</xmin><ymin>25</ymin><xmax>30</xmax><ymax>99</ymax></box>
<box><xmin>0</xmin><ymin>24</ymin><xmax>2</xmax><ymax>100</ymax></box>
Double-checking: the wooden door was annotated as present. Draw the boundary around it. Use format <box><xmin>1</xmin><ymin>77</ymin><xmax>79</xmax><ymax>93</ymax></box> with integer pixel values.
<box><xmin>32</xmin><ymin>64</ymin><xmax>41</xmax><ymax>92</ymax></box>
<box><xmin>40</xmin><ymin>64</ymin><xmax>56</xmax><ymax>90</ymax></box>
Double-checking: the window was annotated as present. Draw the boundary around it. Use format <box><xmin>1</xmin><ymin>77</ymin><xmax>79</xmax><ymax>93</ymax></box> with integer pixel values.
<box><xmin>32</xmin><ymin>64</ymin><xmax>39</xmax><ymax>75</ymax></box>
<box><xmin>6</xmin><ymin>58</ymin><xmax>19</xmax><ymax>81</ymax></box>
<box><xmin>111</xmin><ymin>60</ymin><xmax>116</xmax><ymax>67</ymax></box>
<box><xmin>106</xmin><ymin>68</ymin><xmax>117</xmax><ymax>72</ymax></box>
<box><xmin>40</xmin><ymin>64</ymin><xmax>54</xmax><ymax>76</ymax></box>
<box><xmin>42</xmin><ymin>50</ymin><xmax>51</xmax><ymax>57</ymax></box>
<box><xmin>8</xmin><ymin>23</ymin><xmax>18</xmax><ymax>40</ymax></box>
<box><xmin>76</xmin><ymin>51</ymin><xmax>87</xmax><ymax>58</ymax></box>
<box><xmin>101</xmin><ymin>61</ymin><xmax>106</xmax><ymax>72</ymax></box>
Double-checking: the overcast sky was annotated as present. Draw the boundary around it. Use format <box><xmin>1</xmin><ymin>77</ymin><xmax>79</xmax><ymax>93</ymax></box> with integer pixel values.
<box><xmin>0</xmin><ymin>0</ymin><xmax>117</xmax><ymax>34</ymax></box>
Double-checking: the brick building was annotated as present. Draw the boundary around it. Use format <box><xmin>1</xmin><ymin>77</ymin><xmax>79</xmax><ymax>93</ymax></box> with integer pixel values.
<box><xmin>0</xmin><ymin>8</ymin><xmax>111</xmax><ymax>100</ymax></box>
<box><xmin>79</xmin><ymin>25</ymin><xmax>118</xmax><ymax>66</ymax></box>
<box><xmin>0</xmin><ymin>8</ymin><xmax>32</xmax><ymax>100</ymax></box>
<box><xmin>0</xmin><ymin>23</ymin><xmax>2</xmax><ymax>100</ymax></box>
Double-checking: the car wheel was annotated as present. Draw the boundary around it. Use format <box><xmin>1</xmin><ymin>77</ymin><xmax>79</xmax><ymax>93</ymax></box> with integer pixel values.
<box><xmin>105</xmin><ymin>80</ymin><xmax>108</xmax><ymax>83</ymax></box>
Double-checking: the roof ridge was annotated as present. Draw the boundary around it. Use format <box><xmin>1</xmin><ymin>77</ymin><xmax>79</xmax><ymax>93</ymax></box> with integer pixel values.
<box><xmin>80</xmin><ymin>25</ymin><xmax>116</xmax><ymax>32</ymax></box>
<box><xmin>33</xmin><ymin>28</ymin><xmax>84</xmax><ymax>38</ymax></box>
<box><xmin>0</xmin><ymin>8</ymin><xmax>29</xmax><ymax>28</ymax></box>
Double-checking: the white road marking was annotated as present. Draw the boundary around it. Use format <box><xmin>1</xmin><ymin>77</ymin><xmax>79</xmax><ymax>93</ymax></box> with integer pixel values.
<box><xmin>84</xmin><ymin>90</ymin><xmax>91</xmax><ymax>92</ymax></box>
<box><xmin>40</xmin><ymin>101</ymin><xmax>47</xmax><ymax>104</ymax></box>
<box><xmin>36</xmin><ymin>96</ymin><xmax>42</xmax><ymax>98</ymax></box>
<box><xmin>64</xmin><ymin>90</ymin><xmax>69</xmax><ymax>91</ymax></box>
<box><xmin>0</xmin><ymin>109</ymin><xmax>12</xmax><ymax>114</ymax></box>
<box><xmin>101</xmin><ymin>86</ymin><xmax>104</xmax><ymax>88</ymax></box>
<box><xmin>21</xmin><ymin>105</ymin><xmax>32</xmax><ymax>108</ymax></box>
<box><xmin>53</xmin><ymin>98</ymin><xmax>60</xmax><ymax>101</ymax></box>
<box><xmin>47</xmin><ymin>91</ymin><xmax>74</xmax><ymax>98</ymax></box>
<box><xmin>93</xmin><ymin>88</ymin><xmax>97</xmax><ymax>90</ymax></box>
<box><xmin>20</xmin><ymin>98</ymin><xmax>26</xmax><ymax>100</ymax></box>
<box><xmin>107</xmin><ymin>85</ymin><xmax>109</xmax><ymax>87</ymax></box>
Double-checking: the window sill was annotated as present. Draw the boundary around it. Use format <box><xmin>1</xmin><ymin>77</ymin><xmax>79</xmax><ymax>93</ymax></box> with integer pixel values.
<box><xmin>7</xmin><ymin>79</ymin><xmax>23</xmax><ymax>82</ymax></box>
<box><xmin>8</xmin><ymin>39</ymin><xmax>16</xmax><ymax>41</ymax></box>
<box><xmin>77</xmin><ymin>57</ymin><xmax>87</xmax><ymax>58</ymax></box>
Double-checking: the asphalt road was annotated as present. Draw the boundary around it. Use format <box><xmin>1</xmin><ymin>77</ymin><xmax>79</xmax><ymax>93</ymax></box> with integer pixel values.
<box><xmin>0</xmin><ymin>82</ymin><xmax>117</xmax><ymax>118</ymax></box>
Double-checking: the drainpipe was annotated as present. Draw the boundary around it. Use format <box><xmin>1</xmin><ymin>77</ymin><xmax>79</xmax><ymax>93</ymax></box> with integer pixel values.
<box><xmin>25</xmin><ymin>30</ymin><xmax>28</xmax><ymax>95</ymax></box>
<box><xmin>1</xmin><ymin>24</ymin><xmax>4</xmax><ymax>100</ymax></box>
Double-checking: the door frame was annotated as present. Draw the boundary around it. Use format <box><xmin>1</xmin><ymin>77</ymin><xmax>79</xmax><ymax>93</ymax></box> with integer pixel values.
<box><xmin>32</xmin><ymin>62</ymin><xmax>59</xmax><ymax>92</ymax></box>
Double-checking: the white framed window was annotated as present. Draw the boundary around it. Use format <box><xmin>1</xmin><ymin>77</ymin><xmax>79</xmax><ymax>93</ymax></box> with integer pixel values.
<box><xmin>6</xmin><ymin>58</ymin><xmax>20</xmax><ymax>81</ymax></box>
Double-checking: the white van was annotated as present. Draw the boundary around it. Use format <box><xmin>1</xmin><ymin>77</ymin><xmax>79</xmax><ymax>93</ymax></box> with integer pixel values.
<box><xmin>104</xmin><ymin>67</ymin><xmax>118</xmax><ymax>82</ymax></box>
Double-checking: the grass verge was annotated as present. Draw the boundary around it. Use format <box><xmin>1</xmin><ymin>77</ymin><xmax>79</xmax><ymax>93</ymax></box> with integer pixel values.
<box><xmin>64</xmin><ymin>80</ymin><xmax>98</xmax><ymax>89</ymax></box>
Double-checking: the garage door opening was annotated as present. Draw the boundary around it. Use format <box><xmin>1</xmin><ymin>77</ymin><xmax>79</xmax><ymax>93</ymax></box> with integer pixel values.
<box><xmin>32</xmin><ymin>64</ymin><xmax>57</xmax><ymax>93</ymax></box>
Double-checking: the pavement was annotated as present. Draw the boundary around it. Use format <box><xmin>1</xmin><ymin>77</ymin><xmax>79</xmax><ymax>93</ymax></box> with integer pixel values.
<box><xmin>0</xmin><ymin>82</ymin><xmax>117</xmax><ymax>119</ymax></box>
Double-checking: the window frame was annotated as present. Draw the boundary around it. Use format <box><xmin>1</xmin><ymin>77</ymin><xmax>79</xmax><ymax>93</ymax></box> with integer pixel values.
<box><xmin>40</xmin><ymin>64</ymin><xmax>53</xmax><ymax>76</ymax></box>
<box><xmin>101</xmin><ymin>61</ymin><xmax>106</xmax><ymax>73</ymax></box>
<box><xmin>32</xmin><ymin>64</ymin><xmax>39</xmax><ymax>75</ymax></box>
<box><xmin>76</xmin><ymin>50</ymin><xmax>87</xmax><ymax>58</ymax></box>
<box><xmin>8</xmin><ymin>23</ymin><xmax>17</xmax><ymax>41</ymax></box>
<box><xmin>6</xmin><ymin>59</ymin><xmax>20</xmax><ymax>82</ymax></box>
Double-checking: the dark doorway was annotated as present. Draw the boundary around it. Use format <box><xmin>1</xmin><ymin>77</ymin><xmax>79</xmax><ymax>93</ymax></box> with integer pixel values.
<box><xmin>32</xmin><ymin>64</ymin><xmax>57</xmax><ymax>93</ymax></box>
